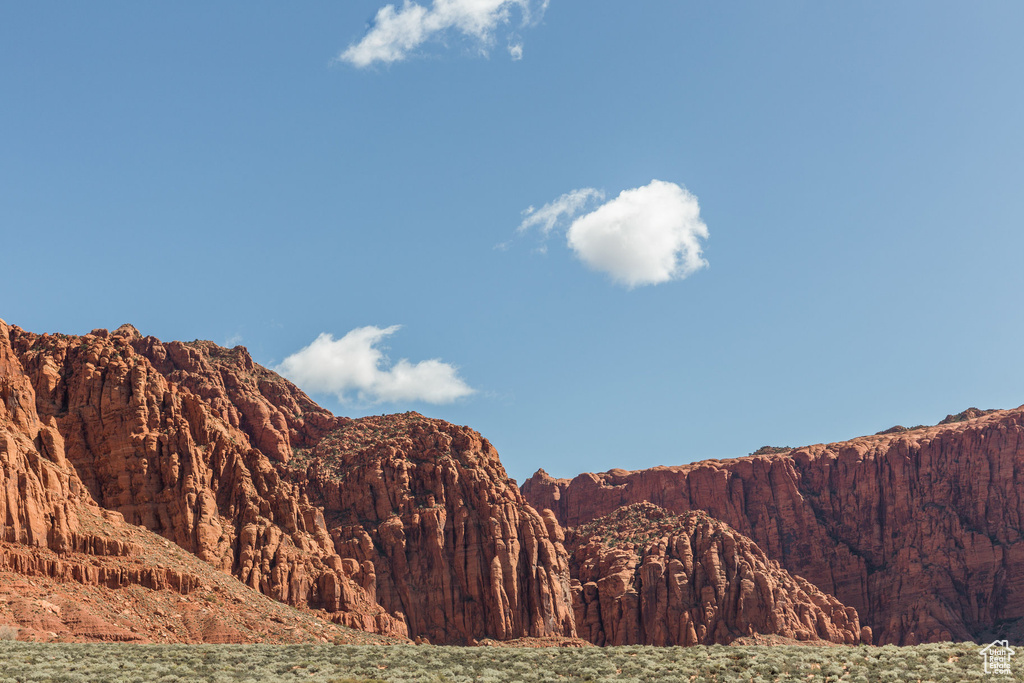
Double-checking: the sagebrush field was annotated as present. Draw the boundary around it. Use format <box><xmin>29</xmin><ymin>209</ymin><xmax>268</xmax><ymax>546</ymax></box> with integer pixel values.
<box><xmin>0</xmin><ymin>641</ymin><xmax>1016</xmax><ymax>682</ymax></box>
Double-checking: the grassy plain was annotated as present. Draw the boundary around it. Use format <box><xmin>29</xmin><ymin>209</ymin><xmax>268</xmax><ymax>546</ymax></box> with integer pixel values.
<box><xmin>0</xmin><ymin>641</ymin><xmax>1017</xmax><ymax>682</ymax></box>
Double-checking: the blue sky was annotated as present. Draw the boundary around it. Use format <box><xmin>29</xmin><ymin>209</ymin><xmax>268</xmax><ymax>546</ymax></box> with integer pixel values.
<box><xmin>3</xmin><ymin>2</ymin><xmax>1024</xmax><ymax>483</ymax></box>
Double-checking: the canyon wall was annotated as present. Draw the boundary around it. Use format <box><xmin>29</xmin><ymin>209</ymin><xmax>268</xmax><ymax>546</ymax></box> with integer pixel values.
<box><xmin>523</xmin><ymin>410</ymin><xmax>1024</xmax><ymax>644</ymax></box>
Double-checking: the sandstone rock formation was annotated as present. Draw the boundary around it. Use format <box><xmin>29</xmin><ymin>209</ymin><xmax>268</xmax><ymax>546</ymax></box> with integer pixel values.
<box><xmin>10</xmin><ymin>317</ymin><xmax>1024</xmax><ymax>648</ymax></box>
<box><xmin>1</xmin><ymin>321</ymin><xmax>575</xmax><ymax>643</ymax></box>
<box><xmin>0</xmin><ymin>321</ymin><xmax>402</xmax><ymax>644</ymax></box>
<box><xmin>523</xmin><ymin>409</ymin><xmax>1024</xmax><ymax>644</ymax></box>
<box><xmin>566</xmin><ymin>503</ymin><xmax>863</xmax><ymax>646</ymax></box>
<box><xmin>4</xmin><ymin>321</ymin><xmax>402</xmax><ymax>637</ymax></box>
<box><xmin>0</xmin><ymin>321</ymin><xmax>85</xmax><ymax>556</ymax></box>
<box><xmin>129</xmin><ymin>334</ymin><xmax>342</xmax><ymax>464</ymax></box>
<box><xmin>298</xmin><ymin>413</ymin><xmax>576</xmax><ymax>644</ymax></box>
<box><xmin>0</xmin><ymin>500</ymin><xmax>403</xmax><ymax>644</ymax></box>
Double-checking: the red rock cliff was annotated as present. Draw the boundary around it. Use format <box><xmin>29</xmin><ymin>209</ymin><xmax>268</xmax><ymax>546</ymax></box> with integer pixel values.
<box><xmin>6</xmin><ymin>322</ymin><xmax>402</xmax><ymax>636</ymax></box>
<box><xmin>522</xmin><ymin>409</ymin><xmax>1024</xmax><ymax>644</ymax></box>
<box><xmin>298</xmin><ymin>413</ymin><xmax>576</xmax><ymax>644</ymax></box>
<box><xmin>0</xmin><ymin>321</ymin><xmax>88</xmax><ymax>554</ymax></box>
<box><xmin>3</xmin><ymin>322</ymin><xmax>575</xmax><ymax>643</ymax></box>
<box><xmin>2</xmin><ymin>320</ymin><xmax>407</xmax><ymax>644</ymax></box>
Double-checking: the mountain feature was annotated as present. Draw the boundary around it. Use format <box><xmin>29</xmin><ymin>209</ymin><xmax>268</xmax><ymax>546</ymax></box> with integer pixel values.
<box><xmin>523</xmin><ymin>409</ymin><xmax>1024</xmax><ymax>645</ymax></box>
<box><xmin>3</xmin><ymin>320</ymin><xmax>1017</xmax><ymax>648</ymax></box>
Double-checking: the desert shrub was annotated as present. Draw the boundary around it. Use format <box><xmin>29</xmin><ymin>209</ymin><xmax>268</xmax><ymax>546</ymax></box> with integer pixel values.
<box><xmin>0</xmin><ymin>640</ymin><xmax>1005</xmax><ymax>682</ymax></box>
<box><xmin>750</xmin><ymin>445</ymin><xmax>792</xmax><ymax>455</ymax></box>
<box><xmin>0</xmin><ymin>625</ymin><xmax>18</xmax><ymax>641</ymax></box>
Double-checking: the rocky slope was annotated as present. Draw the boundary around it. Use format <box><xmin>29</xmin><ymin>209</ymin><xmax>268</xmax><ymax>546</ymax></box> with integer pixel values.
<box><xmin>566</xmin><ymin>503</ymin><xmax>865</xmax><ymax>646</ymax></box>
<box><xmin>523</xmin><ymin>409</ymin><xmax>1024</xmax><ymax>645</ymax></box>
<box><xmin>0</xmin><ymin>503</ymin><xmax>402</xmax><ymax>644</ymax></box>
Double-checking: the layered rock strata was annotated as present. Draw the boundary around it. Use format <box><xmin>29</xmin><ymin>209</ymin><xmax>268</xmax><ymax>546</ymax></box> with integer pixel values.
<box><xmin>11</xmin><ymin>317</ymin><xmax>1024</xmax><ymax>647</ymax></box>
<box><xmin>1</xmin><ymin>320</ymin><xmax>89</xmax><ymax>557</ymax></box>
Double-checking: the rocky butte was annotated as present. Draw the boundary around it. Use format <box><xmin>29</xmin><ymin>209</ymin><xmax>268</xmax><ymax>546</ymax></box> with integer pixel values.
<box><xmin>2</xmin><ymin>320</ymin><xmax>1018</xmax><ymax>648</ymax></box>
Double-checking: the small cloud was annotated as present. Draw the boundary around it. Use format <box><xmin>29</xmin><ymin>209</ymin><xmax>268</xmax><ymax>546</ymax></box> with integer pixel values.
<box><xmin>512</xmin><ymin>180</ymin><xmax>709</xmax><ymax>288</ymax></box>
<box><xmin>517</xmin><ymin>187</ymin><xmax>604</xmax><ymax>237</ymax></box>
<box><xmin>340</xmin><ymin>0</ymin><xmax>546</xmax><ymax>68</ymax></box>
<box><xmin>224</xmin><ymin>333</ymin><xmax>243</xmax><ymax>347</ymax></box>
<box><xmin>275</xmin><ymin>326</ymin><xmax>475</xmax><ymax>405</ymax></box>
<box><xmin>567</xmin><ymin>180</ymin><xmax>709</xmax><ymax>288</ymax></box>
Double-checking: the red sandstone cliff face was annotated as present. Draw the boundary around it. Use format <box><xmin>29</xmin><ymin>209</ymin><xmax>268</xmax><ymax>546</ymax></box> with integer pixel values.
<box><xmin>1</xmin><ymin>321</ymin><xmax>205</xmax><ymax>626</ymax></box>
<box><xmin>523</xmin><ymin>409</ymin><xmax>1024</xmax><ymax>645</ymax></box>
<box><xmin>566</xmin><ymin>503</ymin><xmax>864</xmax><ymax>646</ymax></box>
<box><xmin>296</xmin><ymin>413</ymin><xmax>576</xmax><ymax>644</ymax></box>
<box><xmin>1</xmin><ymin>320</ymin><xmax>89</xmax><ymax>554</ymax></box>
<box><xmin>2</xmin><ymin>321</ymin><xmax>575</xmax><ymax>644</ymax></box>
<box><xmin>129</xmin><ymin>334</ymin><xmax>342</xmax><ymax>464</ymax></box>
<box><xmin>5</xmin><ymin>322</ymin><xmax>403</xmax><ymax>637</ymax></box>
<box><xmin>0</xmin><ymin>321</ymin><xmax>403</xmax><ymax>644</ymax></box>
<box><xmin>12</xmin><ymin>318</ymin><xmax>1024</xmax><ymax>647</ymax></box>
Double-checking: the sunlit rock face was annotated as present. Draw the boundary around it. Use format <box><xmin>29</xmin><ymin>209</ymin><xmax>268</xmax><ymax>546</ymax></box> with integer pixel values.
<box><xmin>1</xmin><ymin>321</ymin><xmax>577</xmax><ymax>643</ymax></box>
<box><xmin>300</xmin><ymin>412</ymin><xmax>576</xmax><ymax>644</ymax></box>
<box><xmin>4</xmin><ymin>322</ymin><xmax>402</xmax><ymax>637</ymax></box>
<box><xmin>523</xmin><ymin>409</ymin><xmax>1024</xmax><ymax>644</ymax></box>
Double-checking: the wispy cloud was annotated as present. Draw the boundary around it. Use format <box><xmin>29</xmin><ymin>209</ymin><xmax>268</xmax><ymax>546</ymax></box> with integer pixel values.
<box><xmin>517</xmin><ymin>187</ymin><xmax>604</xmax><ymax>237</ymax></box>
<box><xmin>276</xmin><ymin>326</ymin><xmax>475</xmax><ymax>405</ymax></box>
<box><xmin>514</xmin><ymin>180</ymin><xmax>709</xmax><ymax>288</ymax></box>
<box><xmin>340</xmin><ymin>0</ymin><xmax>547</xmax><ymax>68</ymax></box>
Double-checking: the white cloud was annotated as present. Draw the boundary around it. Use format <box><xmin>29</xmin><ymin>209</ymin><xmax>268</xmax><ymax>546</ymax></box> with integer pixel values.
<box><xmin>566</xmin><ymin>180</ymin><xmax>709</xmax><ymax>288</ymax></box>
<box><xmin>275</xmin><ymin>326</ymin><xmax>475</xmax><ymax>405</ymax></box>
<box><xmin>340</xmin><ymin>0</ymin><xmax>545</xmax><ymax>68</ymax></box>
<box><xmin>517</xmin><ymin>187</ymin><xmax>604</xmax><ymax>237</ymax></box>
